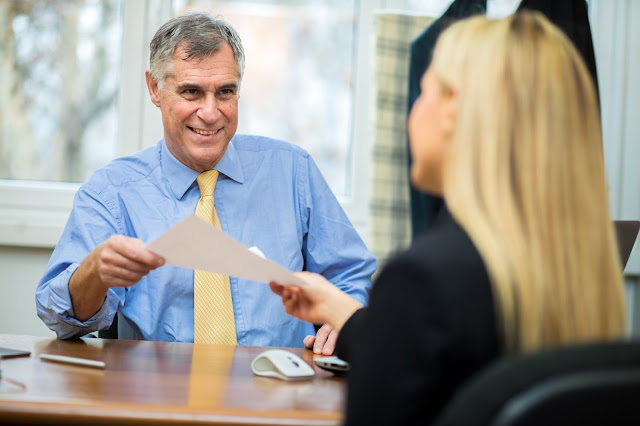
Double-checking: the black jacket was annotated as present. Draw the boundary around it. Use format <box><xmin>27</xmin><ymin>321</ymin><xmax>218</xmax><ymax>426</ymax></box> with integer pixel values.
<box><xmin>337</xmin><ymin>207</ymin><xmax>501</xmax><ymax>425</ymax></box>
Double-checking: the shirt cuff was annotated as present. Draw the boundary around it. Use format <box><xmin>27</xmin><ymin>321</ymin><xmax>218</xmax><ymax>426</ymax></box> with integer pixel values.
<box><xmin>48</xmin><ymin>263</ymin><xmax>113</xmax><ymax>338</ymax></box>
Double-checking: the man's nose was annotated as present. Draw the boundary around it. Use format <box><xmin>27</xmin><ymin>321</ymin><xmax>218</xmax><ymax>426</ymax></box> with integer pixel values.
<box><xmin>196</xmin><ymin>95</ymin><xmax>222</xmax><ymax>122</ymax></box>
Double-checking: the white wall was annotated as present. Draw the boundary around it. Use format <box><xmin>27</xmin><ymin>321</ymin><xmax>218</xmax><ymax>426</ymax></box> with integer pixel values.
<box><xmin>591</xmin><ymin>0</ymin><xmax>640</xmax><ymax>272</ymax></box>
<box><xmin>0</xmin><ymin>246</ymin><xmax>56</xmax><ymax>337</ymax></box>
<box><xmin>591</xmin><ymin>0</ymin><xmax>640</xmax><ymax>334</ymax></box>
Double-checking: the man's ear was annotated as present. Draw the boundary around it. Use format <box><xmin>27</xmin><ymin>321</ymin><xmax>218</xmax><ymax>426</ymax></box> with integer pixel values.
<box><xmin>145</xmin><ymin>70</ymin><xmax>161</xmax><ymax>107</ymax></box>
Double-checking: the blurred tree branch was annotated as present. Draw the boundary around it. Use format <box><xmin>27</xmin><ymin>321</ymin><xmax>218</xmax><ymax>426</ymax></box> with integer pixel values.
<box><xmin>1</xmin><ymin>0</ymin><xmax>120</xmax><ymax>181</ymax></box>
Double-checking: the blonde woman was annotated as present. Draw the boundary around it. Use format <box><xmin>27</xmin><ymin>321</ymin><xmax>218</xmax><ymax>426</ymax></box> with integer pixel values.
<box><xmin>270</xmin><ymin>11</ymin><xmax>626</xmax><ymax>425</ymax></box>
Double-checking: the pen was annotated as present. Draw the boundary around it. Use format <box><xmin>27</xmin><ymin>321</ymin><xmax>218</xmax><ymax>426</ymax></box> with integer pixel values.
<box><xmin>40</xmin><ymin>353</ymin><xmax>106</xmax><ymax>369</ymax></box>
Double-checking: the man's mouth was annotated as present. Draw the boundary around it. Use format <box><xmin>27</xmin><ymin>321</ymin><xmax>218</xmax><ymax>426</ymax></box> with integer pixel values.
<box><xmin>189</xmin><ymin>127</ymin><xmax>220</xmax><ymax>136</ymax></box>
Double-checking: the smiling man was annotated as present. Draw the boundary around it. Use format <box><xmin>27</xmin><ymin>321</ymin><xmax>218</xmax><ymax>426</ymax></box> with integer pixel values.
<box><xmin>35</xmin><ymin>12</ymin><xmax>375</xmax><ymax>353</ymax></box>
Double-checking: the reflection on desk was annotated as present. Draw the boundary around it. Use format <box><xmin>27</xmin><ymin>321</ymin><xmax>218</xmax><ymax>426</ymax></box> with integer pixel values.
<box><xmin>0</xmin><ymin>334</ymin><xmax>345</xmax><ymax>425</ymax></box>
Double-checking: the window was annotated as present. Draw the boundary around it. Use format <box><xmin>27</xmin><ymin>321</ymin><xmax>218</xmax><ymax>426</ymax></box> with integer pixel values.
<box><xmin>172</xmin><ymin>0</ymin><xmax>357</xmax><ymax>196</ymax></box>
<box><xmin>0</xmin><ymin>0</ymin><xmax>122</xmax><ymax>183</ymax></box>
<box><xmin>0</xmin><ymin>0</ymin><xmax>379</xmax><ymax>247</ymax></box>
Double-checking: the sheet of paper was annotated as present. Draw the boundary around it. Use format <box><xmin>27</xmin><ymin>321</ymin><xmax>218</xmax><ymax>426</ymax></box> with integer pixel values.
<box><xmin>147</xmin><ymin>214</ymin><xmax>306</xmax><ymax>286</ymax></box>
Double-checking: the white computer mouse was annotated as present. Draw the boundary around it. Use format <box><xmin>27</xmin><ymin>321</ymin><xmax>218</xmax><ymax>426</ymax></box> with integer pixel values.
<box><xmin>251</xmin><ymin>349</ymin><xmax>315</xmax><ymax>381</ymax></box>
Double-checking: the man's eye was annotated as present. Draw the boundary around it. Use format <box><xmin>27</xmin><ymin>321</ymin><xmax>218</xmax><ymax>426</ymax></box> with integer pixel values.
<box><xmin>182</xmin><ymin>89</ymin><xmax>199</xmax><ymax>96</ymax></box>
<box><xmin>218</xmin><ymin>89</ymin><xmax>236</xmax><ymax>99</ymax></box>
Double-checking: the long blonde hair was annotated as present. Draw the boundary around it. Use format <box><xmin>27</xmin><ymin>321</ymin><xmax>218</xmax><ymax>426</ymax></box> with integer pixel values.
<box><xmin>432</xmin><ymin>11</ymin><xmax>626</xmax><ymax>353</ymax></box>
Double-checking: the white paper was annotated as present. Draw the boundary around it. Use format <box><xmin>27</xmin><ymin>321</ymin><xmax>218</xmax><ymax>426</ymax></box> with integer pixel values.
<box><xmin>147</xmin><ymin>214</ymin><xmax>306</xmax><ymax>286</ymax></box>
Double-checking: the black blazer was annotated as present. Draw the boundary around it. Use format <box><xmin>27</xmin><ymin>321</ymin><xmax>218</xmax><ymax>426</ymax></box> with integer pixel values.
<box><xmin>336</xmin><ymin>207</ymin><xmax>501</xmax><ymax>425</ymax></box>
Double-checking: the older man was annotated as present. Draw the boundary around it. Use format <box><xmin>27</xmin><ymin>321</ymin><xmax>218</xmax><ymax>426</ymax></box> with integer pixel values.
<box><xmin>36</xmin><ymin>12</ymin><xmax>375</xmax><ymax>353</ymax></box>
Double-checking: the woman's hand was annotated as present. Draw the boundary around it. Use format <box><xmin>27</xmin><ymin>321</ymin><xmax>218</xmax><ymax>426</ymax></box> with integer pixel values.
<box><xmin>269</xmin><ymin>271</ymin><xmax>363</xmax><ymax>333</ymax></box>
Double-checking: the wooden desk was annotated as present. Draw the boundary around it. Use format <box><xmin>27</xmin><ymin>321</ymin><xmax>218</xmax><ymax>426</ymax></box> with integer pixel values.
<box><xmin>0</xmin><ymin>334</ymin><xmax>345</xmax><ymax>425</ymax></box>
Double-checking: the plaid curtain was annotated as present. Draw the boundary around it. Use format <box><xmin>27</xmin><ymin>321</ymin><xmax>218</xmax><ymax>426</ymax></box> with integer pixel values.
<box><xmin>369</xmin><ymin>12</ymin><xmax>435</xmax><ymax>273</ymax></box>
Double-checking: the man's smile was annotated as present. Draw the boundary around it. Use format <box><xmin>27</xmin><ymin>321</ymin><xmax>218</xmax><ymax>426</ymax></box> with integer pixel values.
<box><xmin>189</xmin><ymin>127</ymin><xmax>221</xmax><ymax>136</ymax></box>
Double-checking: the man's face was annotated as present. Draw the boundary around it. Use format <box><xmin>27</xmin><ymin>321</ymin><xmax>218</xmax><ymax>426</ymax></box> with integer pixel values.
<box><xmin>146</xmin><ymin>42</ymin><xmax>240</xmax><ymax>172</ymax></box>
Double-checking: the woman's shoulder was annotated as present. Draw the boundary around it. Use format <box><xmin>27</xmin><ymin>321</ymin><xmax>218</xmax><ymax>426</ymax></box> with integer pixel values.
<box><xmin>370</xmin><ymin>208</ymin><xmax>493</xmax><ymax>326</ymax></box>
<box><xmin>392</xmin><ymin>209</ymin><xmax>486</xmax><ymax>284</ymax></box>
<box><xmin>369</xmin><ymin>206</ymin><xmax>499</xmax><ymax>354</ymax></box>
<box><xmin>372</xmin><ymin>207</ymin><xmax>498</xmax><ymax>346</ymax></box>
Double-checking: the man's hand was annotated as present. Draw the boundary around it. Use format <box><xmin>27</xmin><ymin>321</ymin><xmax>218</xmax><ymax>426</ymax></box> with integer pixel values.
<box><xmin>303</xmin><ymin>324</ymin><xmax>338</xmax><ymax>355</ymax></box>
<box><xmin>69</xmin><ymin>235</ymin><xmax>165</xmax><ymax>321</ymax></box>
<box><xmin>88</xmin><ymin>235</ymin><xmax>165</xmax><ymax>288</ymax></box>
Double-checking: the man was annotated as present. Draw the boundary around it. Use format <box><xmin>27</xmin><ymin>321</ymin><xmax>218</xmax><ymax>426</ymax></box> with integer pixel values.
<box><xmin>35</xmin><ymin>12</ymin><xmax>375</xmax><ymax>353</ymax></box>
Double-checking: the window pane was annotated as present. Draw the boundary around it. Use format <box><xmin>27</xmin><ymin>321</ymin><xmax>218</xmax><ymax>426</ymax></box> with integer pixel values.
<box><xmin>171</xmin><ymin>0</ymin><xmax>357</xmax><ymax>196</ymax></box>
<box><xmin>0</xmin><ymin>0</ymin><xmax>122</xmax><ymax>182</ymax></box>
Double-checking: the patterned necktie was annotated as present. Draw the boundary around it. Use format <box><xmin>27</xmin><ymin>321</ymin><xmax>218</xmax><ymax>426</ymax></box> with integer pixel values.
<box><xmin>194</xmin><ymin>170</ymin><xmax>238</xmax><ymax>344</ymax></box>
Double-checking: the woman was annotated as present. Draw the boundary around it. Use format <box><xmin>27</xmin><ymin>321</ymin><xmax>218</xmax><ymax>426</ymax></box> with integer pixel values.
<box><xmin>270</xmin><ymin>11</ymin><xmax>626</xmax><ymax>425</ymax></box>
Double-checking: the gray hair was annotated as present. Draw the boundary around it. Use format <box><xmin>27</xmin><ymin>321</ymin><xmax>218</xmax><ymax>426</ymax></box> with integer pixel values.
<box><xmin>149</xmin><ymin>12</ymin><xmax>245</xmax><ymax>89</ymax></box>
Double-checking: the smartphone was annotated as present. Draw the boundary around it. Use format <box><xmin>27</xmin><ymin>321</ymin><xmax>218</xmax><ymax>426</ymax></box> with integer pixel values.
<box><xmin>314</xmin><ymin>356</ymin><xmax>351</xmax><ymax>376</ymax></box>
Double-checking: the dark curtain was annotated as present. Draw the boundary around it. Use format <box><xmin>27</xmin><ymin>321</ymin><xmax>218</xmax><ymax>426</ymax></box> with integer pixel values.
<box><xmin>407</xmin><ymin>0</ymin><xmax>487</xmax><ymax>239</ymax></box>
<box><xmin>407</xmin><ymin>0</ymin><xmax>598</xmax><ymax>240</ymax></box>
<box><xmin>517</xmin><ymin>0</ymin><xmax>599</xmax><ymax>100</ymax></box>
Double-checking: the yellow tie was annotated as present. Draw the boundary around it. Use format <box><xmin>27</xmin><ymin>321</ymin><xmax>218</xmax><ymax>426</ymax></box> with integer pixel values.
<box><xmin>194</xmin><ymin>170</ymin><xmax>238</xmax><ymax>344</ymax></box>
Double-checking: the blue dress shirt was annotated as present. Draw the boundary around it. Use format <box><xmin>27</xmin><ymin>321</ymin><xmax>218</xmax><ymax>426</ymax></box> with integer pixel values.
<box><xmin>35</xmin><ymin>135</ymin><xmax>376</xmax><ymax>347</ymax></box>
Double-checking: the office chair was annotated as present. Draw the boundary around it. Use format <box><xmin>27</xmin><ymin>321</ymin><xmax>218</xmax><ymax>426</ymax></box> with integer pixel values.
<box><xmin>97</xmin><ymin>312</ymin><xmax>119</xmax><ymax>339</ymax></box>
<box><xmin>614</xmin><ymin>220</ymin><xmax>640</xmax><ymax>269</ymax></box>
<box><xmin>433</xmin><ymin>340</ymin><xmax>640</xmax><ymax>426</ymax></box>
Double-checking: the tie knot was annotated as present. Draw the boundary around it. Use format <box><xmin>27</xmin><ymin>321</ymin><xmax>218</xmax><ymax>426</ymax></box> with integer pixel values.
<box><xmin>197</xmin><ymin>170</ymin><xmax>219</xmax><ymax>197</ymax></box>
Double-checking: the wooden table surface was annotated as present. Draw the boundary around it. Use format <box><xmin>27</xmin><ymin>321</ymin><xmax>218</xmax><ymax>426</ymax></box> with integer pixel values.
<box><xmin>0</xmin><ymin>334</ymin><xmax>346</xmax><ymax>425</ymax></box>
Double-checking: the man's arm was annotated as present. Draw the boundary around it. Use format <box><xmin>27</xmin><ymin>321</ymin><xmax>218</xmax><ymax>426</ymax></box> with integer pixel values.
<box><xmin>35</xmin><ymin>185</ymin><xmax>163</xmax><ymax>338</ymax></box>
<box><xmin>69</xmin><ymin>235</ymin><xmax>164</xmax><ymax>321</ymax></box>
<box><xmin>300</xmin><ymin>154</ymin><xmax>377</xmax><ymax>353</ymax></box>
<box><xmin>302</xmin><ymin>155</ymin><xmax>376</xmax><ymax>303</ymax></box>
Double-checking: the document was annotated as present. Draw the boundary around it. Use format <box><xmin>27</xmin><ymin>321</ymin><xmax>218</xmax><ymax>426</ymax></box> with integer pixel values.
<box><xmin>147</xmin><ymin>214</ymin><xmax>306</xmax><ymax>286</ymax></box>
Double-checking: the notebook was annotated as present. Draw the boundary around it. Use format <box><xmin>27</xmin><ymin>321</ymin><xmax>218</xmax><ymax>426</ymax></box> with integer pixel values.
<box><xmin>614</xmin><ymin>220</ymin><xmax>640</xmax><ymax>269</ymax></box>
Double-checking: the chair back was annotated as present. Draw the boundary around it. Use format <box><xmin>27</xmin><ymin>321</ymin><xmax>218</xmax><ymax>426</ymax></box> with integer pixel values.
<box><xmin>614</xmin><ymin>220</ymin><xmax>640</xmax><ymax>269</ymax></box>
<box><xmin>433</xmin><ymin>340</ymin><xmax>640</xmax><ymax>426</ymax></box>
<box><xmin>97</xmin><ymin>312</ymin><xmax>119</xmax><ymax>339</ymax></box>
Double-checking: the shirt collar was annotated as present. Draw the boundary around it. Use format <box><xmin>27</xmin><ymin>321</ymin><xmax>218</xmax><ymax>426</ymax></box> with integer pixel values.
<box><xmin>161</xmin><ymin>138</ymin><xmax>245</xmax><ymax>200</ymax></box>
<box><xmin>213</xmin><ymin>138</ymin><xmax>245</xmax><ymax>185</ymax></box>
